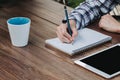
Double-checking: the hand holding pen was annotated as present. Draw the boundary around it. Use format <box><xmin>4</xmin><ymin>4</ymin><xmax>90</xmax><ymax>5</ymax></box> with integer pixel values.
<box><xmin>56</xmin><ymin>0</ymin><xmax>78</xmax><ymax>43</ymax></box>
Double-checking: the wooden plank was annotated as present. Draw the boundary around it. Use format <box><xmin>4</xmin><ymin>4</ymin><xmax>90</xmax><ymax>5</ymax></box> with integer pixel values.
<box><xmin>0</xmin><ymin>27</ymin><xmax>105</xmax><ymax>80</ymax></box>
<box><xmin>113</xmin><ymin>7</ymin><xmax>119</xmax><ymax>15</ymax></box>
<box><xmin>0</xmin><ymin>5</ymin><xmax>75</xmax><ymax>64</ymax></box>
<box><xmin>110</xmin><ymin>5</ymin><xmax>120</xmax><ymax>15</ymax></box>
<box><xmin>17</xmin><ymin>0</ymin><xmax>72</xmax><ymax>25</ymax></box>
<box><xmin>110</xmin><ymin>10</ymin><xmax>115</xmax><ymax>15</ymax></box>
<box><xmin>0</xmin><ymin>0</ymin><xmax>119</xmax><ymax>64</ymax></box>
<box><xmin>0</xmin><ymin>0</ymin><xmax>120</xmax><ymax>80</ymax></box>
<box><xmin>116</xmin><ymin>4</ymin><xmax>120</xmax><ymax>15</ymax></box>
<box><xmin>0</xmin><ymin>7</ymin><xmax>75</xmax><ymax>64</ymax></box>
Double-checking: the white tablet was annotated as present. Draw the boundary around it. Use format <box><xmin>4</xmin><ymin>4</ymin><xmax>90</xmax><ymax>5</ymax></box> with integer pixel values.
<box><xmin>74</xmin><ymin>44</ymin><xmax>120</xmax><ymax>79</ymax></box>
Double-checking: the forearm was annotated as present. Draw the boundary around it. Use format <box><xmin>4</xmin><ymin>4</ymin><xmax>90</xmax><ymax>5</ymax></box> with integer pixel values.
<box><xmin>68</xmin><ymin>0</ymin><xmax>118</xmax><ymax>30</ymax></box>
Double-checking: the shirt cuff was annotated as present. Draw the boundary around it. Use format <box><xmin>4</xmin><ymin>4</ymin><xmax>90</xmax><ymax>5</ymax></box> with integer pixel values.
<box><xmin>68</xmin><ymin>15</ymin><xmax>81</xmax><ymax>30</ymax></box>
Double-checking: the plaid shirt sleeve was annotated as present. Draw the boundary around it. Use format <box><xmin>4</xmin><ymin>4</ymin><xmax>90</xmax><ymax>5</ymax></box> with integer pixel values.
<box><xmin>68</xmin><ymin>0</ymin><xmax>118</xmax><ymax>30</ymax></box>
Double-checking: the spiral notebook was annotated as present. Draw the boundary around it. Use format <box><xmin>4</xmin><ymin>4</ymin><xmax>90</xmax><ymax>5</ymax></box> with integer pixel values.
<box><xmin>45</xmin><ymin>28</ymin><xmax>112</xmax><ymax>56</ymax></box>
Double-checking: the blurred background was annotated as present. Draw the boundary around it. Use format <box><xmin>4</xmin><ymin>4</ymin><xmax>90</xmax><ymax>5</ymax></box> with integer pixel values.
<box><xmin>0</xmin><ymin>0</ymin><xmax>84</xmax><ymax>8</ymax></box>
<box><xmin>54</xmin><ymin>0</ymin><xmax>84</xmax><ymax>8</ymax></box>
<box><xmin>0</xmin><ymin>0</ymin><xmax>30</xmax><ymax>7</ymax></box>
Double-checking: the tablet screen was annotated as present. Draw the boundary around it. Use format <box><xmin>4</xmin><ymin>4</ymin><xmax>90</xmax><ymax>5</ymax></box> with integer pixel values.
<box><xmin>80</xmin><ymin>46</ymin><xmax>120</xmax><ymax>75</ymax></box>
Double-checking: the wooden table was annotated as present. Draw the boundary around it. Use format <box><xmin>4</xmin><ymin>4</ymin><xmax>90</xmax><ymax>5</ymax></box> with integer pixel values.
<box><xmin>0</xmin><ymin>0</ymin><xmax>120</xmax><ymax>80</ymax></box>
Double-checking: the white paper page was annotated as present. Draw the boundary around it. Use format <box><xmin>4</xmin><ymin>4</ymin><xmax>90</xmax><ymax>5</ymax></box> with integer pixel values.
<box><xmin>45</xmin><ymin>28</ymin><xmax>112</xmax><ymax>55</ymax></box>
<box><xmin>46</xmin><ymin>38</ymin><xmax>75</xmax><ymax>54</ymax></box>
<box><xmin>73</xmin><ymin>28</ymin><xmax>110</xmax><ymax>50</ymax></box>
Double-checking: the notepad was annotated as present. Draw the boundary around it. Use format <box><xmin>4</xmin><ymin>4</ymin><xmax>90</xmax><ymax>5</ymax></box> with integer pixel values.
<box><xmin>45</xmin><ymin>28</ymin><xmax>112</xmax><ymax>56</ymax></box>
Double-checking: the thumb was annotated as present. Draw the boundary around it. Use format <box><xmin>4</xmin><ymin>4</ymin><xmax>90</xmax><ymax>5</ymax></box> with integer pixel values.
<box><xmin>72</xmin><ymin>28</ymin><xmax>78</xmax><ymax>40</ymax></box>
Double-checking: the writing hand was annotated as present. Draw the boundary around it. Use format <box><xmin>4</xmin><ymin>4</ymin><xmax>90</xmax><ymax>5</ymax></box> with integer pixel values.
<box><xmin>56</xmin><ymin>20</ymin><xmax>78</xmax><ymax>43</ymax></box>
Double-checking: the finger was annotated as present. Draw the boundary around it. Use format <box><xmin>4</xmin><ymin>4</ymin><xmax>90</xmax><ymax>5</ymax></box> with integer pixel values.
<box><xmin>56</xmin><ymin>24</ymin><xmax>73</xmax><ymax>43</ymax></box>
<box><xmin>63</xmin><ymin>30</ymin><xmax>72</xmax><ymax>40</ymax></box>
<box><xmin>57</xmin><ymin>28</ymin><xmax>71</xmax><ymax>43</ymax></box>
<box><xmin>56</xmin><ymin>31</ymin><xmax>63</xmax><ymax>42</ymax></box>
<box><xmin>60</xmin><ymin>32</ymin><xmax>71</xmax><ymax>43</ymax></box>
<box><xmin>61</xmin><ymin>26</ymin><xmax>72</xmax><ymax>40</ymax></box>
<box><xmin>60</xmin><ymin>30</ymin><xmax>71</xmax><ymax>43</ymax></box>
<box><xmin>56</xmin><ymin>26</ymin><xmax>65</xmax><ymax>42</ymax></box>
<box><xmin>99</xmin><ymin>18</ymin><xmax>105</xmax><ymax>28</ymax></box>
<box><xmin>99</xmin><ymin>20</ymin><xmax>102</xmax><ymax>28</ymax></box>
<box><xmin>71</xmin><ymin>28</ymin><xmax>78</xmax><ymax>40</ymax></box>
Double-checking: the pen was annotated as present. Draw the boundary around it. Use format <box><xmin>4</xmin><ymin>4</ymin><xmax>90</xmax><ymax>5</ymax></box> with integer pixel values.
<box><xmin>63</xmin><ymin>0</ymin><xmax>72</xmax><ymax>36</ymax></box>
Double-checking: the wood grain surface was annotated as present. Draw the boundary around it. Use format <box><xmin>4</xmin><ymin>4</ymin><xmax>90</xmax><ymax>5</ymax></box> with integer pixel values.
<box><xmin>0</xmin><ymin>0</ymin><xmax>120</xmax><ymax>80</ymax></box>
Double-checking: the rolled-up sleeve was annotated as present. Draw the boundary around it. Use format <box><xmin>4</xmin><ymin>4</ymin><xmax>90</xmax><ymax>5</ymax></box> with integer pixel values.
<box><xmin>68</xmin><ymin>0</ymin><xmax>117</xmax><ymax>30</ymax></box>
